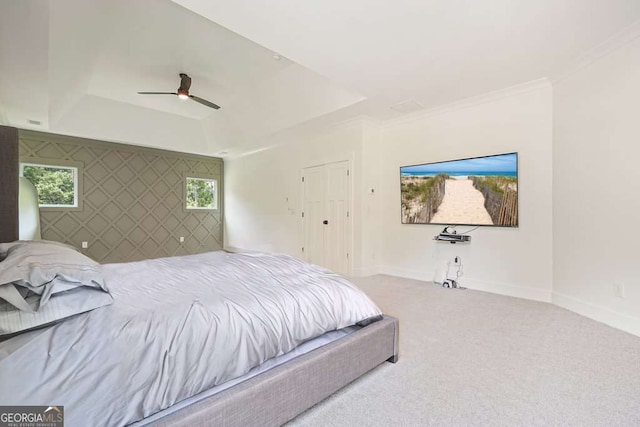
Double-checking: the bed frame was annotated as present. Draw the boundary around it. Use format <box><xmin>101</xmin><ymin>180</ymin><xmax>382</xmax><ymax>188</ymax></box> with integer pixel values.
<box><xmin>0</xmin><ymin>126</ymin><xmax>398</xmax><ymax>426</ymax></box>
<box><xmin>150</xmin><ymin>315</ymin><xmax>399</xmax><ymax>426</ymax></box>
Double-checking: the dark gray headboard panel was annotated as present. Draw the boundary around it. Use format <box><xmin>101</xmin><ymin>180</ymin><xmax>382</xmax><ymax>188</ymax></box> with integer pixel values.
<box><xmin>0</xmin><ymin>126</ymin><xmax>19</xmax><ymax>243</ymax></box>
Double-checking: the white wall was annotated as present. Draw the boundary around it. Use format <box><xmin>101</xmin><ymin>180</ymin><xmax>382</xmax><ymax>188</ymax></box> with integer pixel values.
<box><xmin>226</xmin><ymin>82</ymin><xmax>554</xmax><ymax>301</ymax></box>
<box><xmin>553</xmin><ymin>35</ymin><xmax>640</xmax><ymax>335</ymax></box>
<box><xmin>224</xmin><ymin>39</ymin><xmax>640</xmax><ymax>336</ymax></box>
<box><xmin>359</xmin><ymin>119</ymin><xmax>384</xmax><ymax>276</ymax></box>
<box><xmin>224</xmin><ymin>120</ymin><xmax>366</xmax><ymax>272</ymax></box>
<box><xmin>373</xmin><ymin>82</ymin><xmax>554</xmax><ymax>301</ymax></box>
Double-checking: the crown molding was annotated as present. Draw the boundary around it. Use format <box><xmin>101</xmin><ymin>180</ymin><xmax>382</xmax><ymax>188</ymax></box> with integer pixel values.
<box><xmin>383</xmin><ymin>78</ymin><xmax>552</xmax><ymax>128</ymax></box>
<box><xmin>552</xmin><ymin>19</ymin><xmax>640</xmax><ymax>85</ymax></box>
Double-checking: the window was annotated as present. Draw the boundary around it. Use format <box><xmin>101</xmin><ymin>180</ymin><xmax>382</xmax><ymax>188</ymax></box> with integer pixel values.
<box><xmin>20</xmin><ymin>163</ymin><xmax>79</xmax><ymax>208</ymax></box>
<box><xmin>185</xmin><ymin>177</ymin><xmax>218</xmax><ymax>210</ymax></box>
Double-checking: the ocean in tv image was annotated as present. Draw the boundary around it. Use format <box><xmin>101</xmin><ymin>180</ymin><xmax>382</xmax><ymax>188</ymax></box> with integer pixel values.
<box><xmin>400</xmin><ymin>153</ymin><xmax>518</xmax><ymax>227</ymax></box>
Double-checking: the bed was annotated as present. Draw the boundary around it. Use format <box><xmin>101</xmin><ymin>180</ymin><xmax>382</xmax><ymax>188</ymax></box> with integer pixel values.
<box><xmin>0</xmin><ymin>244</ymin><xmax>398</xmax><ymax>426</ymax></box>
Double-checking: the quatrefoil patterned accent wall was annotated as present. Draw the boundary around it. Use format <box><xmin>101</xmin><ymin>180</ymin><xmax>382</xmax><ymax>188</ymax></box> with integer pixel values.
<box><xmin>19</xmin><ymin>130</ymin><xmax>223</xmax><ymax>263</ymax></box>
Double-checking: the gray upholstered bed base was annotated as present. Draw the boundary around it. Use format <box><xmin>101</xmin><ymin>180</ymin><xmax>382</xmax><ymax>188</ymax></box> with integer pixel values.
<box><xmin>150</xmin><ymin>315</ymin><xmax>399</xmax><ymax>427</ymax></box>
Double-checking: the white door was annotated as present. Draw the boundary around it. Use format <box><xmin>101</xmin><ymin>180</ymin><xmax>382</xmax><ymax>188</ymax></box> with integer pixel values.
<box><xmin>325</xmin><ymin>161</ymin><xmax>349</xmax><ymax>274</ymax></box>
<box><xmin>302</xmin><ymin>161</ymin><xmax>350</xmax><ymax>274</ymax></box>
<box><xmin>302</xmin><ymin>165</ymin><xmax>325</xmax><ymax>267</ymax></box>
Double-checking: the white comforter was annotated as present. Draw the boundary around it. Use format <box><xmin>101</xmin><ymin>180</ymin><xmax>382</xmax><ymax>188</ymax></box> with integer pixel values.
<box><xmin>0</xmin><ymin>251</ymin><xmax>381</xmax><ymax>426</ymax></box>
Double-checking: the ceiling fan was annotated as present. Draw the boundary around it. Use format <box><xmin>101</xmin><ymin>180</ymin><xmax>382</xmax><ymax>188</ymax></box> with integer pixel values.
<box><xmin>138</xmin><ymin>73</ymin><xmax>221</xmax><ymax>110</ymax></box>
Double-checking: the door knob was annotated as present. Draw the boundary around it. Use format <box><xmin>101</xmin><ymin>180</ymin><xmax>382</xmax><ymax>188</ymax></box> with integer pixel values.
<box><xmin>322</xmin><ymin>220</ymin><xmax>329</xmax><ymax>225</ymax></box>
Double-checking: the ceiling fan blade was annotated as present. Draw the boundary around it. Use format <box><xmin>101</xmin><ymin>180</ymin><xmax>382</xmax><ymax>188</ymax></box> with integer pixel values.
<box><xmin>137</xmin><ymin>92</ymin><xmax>178</xmax><ymax>95</ymax></box>
<box><xmin>190</xmin><ymin>95</ymin><xmax>221</xmax><ymax>110</ymax></box>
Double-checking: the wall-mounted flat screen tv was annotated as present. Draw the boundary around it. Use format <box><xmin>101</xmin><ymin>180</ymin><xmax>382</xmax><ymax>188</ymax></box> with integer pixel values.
<box><xmin>400</xmin><ymin>152</ymin><xmax>518</xmax><ymax>227</ymax></box>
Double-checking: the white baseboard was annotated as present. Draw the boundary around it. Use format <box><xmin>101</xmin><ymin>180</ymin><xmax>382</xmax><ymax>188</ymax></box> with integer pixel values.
<box><xmin>351</xmin><ymin>266</ymin><xmax>380</xmax><ymax>277</ymax></box>
<box><xmin>463</xmin><ymin>278</ymin><xmax>553</xmax><ymax>303</ymax></box>
<box><xmin>377</xmin><ymin>265</ymin><xmax>552</xmax><ymax>302</ymax></box>
<box><xmin>377</xmin><ymin>266</ymin><xmax>430</xmax><ymax>282</ymax></box>
<box><xmin>358</xmin><ymin>267</ymin><xmax>638</xmax><ymax>338</ymax></box>
<box><xmin>221</xmin><ymin>254</ymin><xmax>639</xmax><ymax>337</ymax></box>
<box><xmin>222</xmin><ymin>253</ymin><xmax>639</xmax><ymax>337</ymax></box>
<box><xmin>552</xmin><ymin>292</ymin><xmax>640</xmax><ymax>338</ymax></box>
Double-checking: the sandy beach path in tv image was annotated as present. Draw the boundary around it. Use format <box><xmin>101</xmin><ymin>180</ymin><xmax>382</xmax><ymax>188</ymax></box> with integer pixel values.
<box><xmin>430</xmin><ymin>177</ymin><xmax>493</xmax><ymax>225</ymax></box>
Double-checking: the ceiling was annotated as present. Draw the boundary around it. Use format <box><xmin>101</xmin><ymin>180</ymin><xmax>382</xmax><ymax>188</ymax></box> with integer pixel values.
<box><xmin>1</xmin><ymin>0</ymin><xmax>640</xmax><ymax>157</ymax></box>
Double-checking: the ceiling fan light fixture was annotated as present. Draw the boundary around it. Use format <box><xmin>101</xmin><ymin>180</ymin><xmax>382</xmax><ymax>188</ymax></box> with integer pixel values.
<box><xmin>138</xmin><ymin>74</ymin><xmax>221</xmax><ymax>110</ymax></box>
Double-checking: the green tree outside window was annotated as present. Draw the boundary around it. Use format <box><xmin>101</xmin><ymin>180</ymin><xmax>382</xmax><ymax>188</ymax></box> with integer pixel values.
<box><xmin>22</xmin><ymin>164</ymin><xmax>76</xmax><ymax>206</ymax></box>
<box><xmin>186</xmin><ymin>178</ymin><xmax>217</xmax><ymax>209</ymax></box>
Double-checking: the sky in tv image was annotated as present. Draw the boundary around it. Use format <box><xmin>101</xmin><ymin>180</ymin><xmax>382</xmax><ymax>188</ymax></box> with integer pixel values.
<box><xmin>401</xmin><ymin>153</ymin><xmax>517</xmax><ymax>177</ymax></box>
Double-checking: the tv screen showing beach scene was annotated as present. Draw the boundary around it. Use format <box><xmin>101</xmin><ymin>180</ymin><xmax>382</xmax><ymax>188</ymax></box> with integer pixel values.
<box><xmin>400</xmin><ymin>152</ymin><xmax>518</xmax><ymax>227</ymax></box>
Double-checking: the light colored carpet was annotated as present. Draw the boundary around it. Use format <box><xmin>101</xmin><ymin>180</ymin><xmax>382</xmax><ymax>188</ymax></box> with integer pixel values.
<box><xmin>287</xmin><ymin>275</ymin><xmax>640</xmax><ymax>427</ymax></box>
